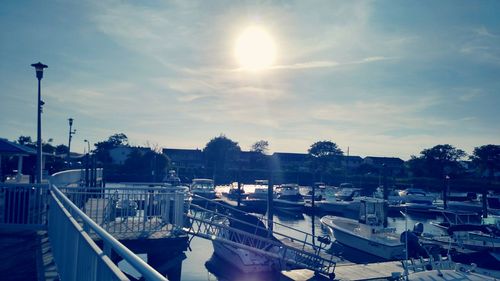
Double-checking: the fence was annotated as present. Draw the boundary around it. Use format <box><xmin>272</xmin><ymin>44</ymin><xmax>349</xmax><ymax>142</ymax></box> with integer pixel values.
<box><xmin>57</xmin><ymin>184</ymin><xmax>186</xmax><ymax>235</ymax></box>
<box><xmin>49</xmin><ymin>184</ymin><xmax>168</xmax><ymax>281</ymax></box>
<box><xmin>0</xmin><ymin>183</ymin><xmax>49</xmax><ymax>230</ymax></box>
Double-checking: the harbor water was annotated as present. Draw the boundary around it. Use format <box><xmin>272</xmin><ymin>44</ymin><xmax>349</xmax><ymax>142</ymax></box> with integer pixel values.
<box><xmin>180</xmin><ymin>211</ymin><xmax>446</xmax><ymax>281</ymax></box>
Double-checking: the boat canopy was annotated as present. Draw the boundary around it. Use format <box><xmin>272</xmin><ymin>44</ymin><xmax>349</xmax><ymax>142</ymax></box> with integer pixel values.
<box><xmin>358</xmin><ymin>198</ymin><xmax>387</xmax><ymax>226</ymax></box>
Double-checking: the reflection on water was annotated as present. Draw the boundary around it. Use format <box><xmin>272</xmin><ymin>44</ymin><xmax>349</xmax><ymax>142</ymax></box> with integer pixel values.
<box><xmin>181</xmin><ymin>211</ymin><xmax>445</xmax><ymax>281</ymax></box>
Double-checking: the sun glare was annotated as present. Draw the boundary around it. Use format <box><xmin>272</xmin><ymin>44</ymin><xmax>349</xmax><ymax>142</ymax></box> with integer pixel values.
<box><xmin>235</xmin><ymin>26</ymin><xmax>276</xmax><ymax>70</ymax></box>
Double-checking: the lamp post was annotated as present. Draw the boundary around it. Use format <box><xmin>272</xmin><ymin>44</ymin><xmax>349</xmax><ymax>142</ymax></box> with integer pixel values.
<box><xmin>31</xmin><ymin>62</ymin><xmax>48</xmax><ymax>183</ymax></box>
<box><xmin>67</xmin><ymin>118</ymin><xmax>76</xmax><ymax>166</ymax></box>
<box><xmin>84</xmin><ymin>139</ymin><xmax>91</xmax><ymax>154</ymax></box>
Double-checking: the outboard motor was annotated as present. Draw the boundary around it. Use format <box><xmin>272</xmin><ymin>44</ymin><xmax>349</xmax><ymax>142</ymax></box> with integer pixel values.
<box><xmin>413</xmin><ymin>222</ymin><xmax>424</xmax><ymax>236</ymax></box>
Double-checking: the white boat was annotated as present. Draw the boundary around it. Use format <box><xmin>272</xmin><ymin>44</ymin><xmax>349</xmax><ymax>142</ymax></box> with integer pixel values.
<box><xmin>401</xmin><ymin>257</ymin><xmax>498</xmax><ymax>280</ymax></box>
<box><xmin>315</xmin><ymin>198</ymin><xmax>361</xmax><ymax>214</ymax></box>
<box><xmin>211</xmin><ymin>213</ymin><xmax>290</xmax><ymax>273</ymax></box>
<box><xmin>190</xmin><ymin>178</ymin><xmax>216</xmax><ymax>201</ymax></box>
<box><xmin>321</xmin><ymin>198</ymin><xmax>405</xmax><ymax>260</ymax></box>
<box><xmin>334</xmin><ymin>187</ymin><xmax>362</xmax><ymax>201</ymax></box>
<box><xmin>397</xmin><ymin>188</ymin><xmax>435</xmax><ymax>205</ymax></box>
<box><xmin>247</xmin><ymin>180</ymin><xmax>269</xmax><ymax>200</ymax></box>
<box><xmin>273</xmin><ymin>184</ymin><xmax>304</xmax><ymax>213</ymax></box>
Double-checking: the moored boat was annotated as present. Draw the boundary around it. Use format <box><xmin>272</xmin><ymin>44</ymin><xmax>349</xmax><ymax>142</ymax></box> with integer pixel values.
<box><xmin>273</xmin><ymin>184</ymin><xmax>304</xmax><ymax>213</ymax></box>
<box><xmin>321</xmin><ymin>197</ymin><xmax>405</xmax><ymax>260</ymax></box>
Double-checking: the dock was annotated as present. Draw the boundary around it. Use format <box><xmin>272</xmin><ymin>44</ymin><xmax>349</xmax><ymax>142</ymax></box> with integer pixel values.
<box><xmin>282</xmin><ymin>261</ymin><xmax>404</xmax><ymax>281</ymax></box>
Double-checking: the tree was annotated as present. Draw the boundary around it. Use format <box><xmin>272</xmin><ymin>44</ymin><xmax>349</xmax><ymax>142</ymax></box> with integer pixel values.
<box><xmin>122</xmin><ymin>148</ymin><xmax>170</xmax><ymax>181</ymax></box>
<box><xmin>108</xmin><ymin>133</ymin><xmax>128</xmax><ymax>146</ymax></box>
<box><xmin>203</xmin><ymin>134</ymin><xmax>241</xmax><ymax>181</ymax></box>
<box><xmin>250</xmin><ymin>140</ymin><xmax>269</xmax><ymax>154</ymax></box>
<box><xmin>94</xmin><ymin>133</ymin><xmax>129</xmax><ymax>164</ymax></box>
<box><xmin>421</xmin><ymin>144</ymin><xmax>466</xmax><ymax>178</ymax></box>
<box><xmin>470</xmin><ymin>144</ymin><xmax>500</xmax><ymax>179</ymax></box>
<box><xmin>411</xmin><ymin>144</ymin><xmax>466</xmax><ymax>178</ymax></box>
<box><xmin>308</xmin><ymin>140</ymin><xmax>344</xmax><ymax>180</ymax></box>
<box><xmin>17</xmin><ymin>136</ymin><xmax>35</xmax><ymax>148</ymax></box>
<box><xmin>55</xmin><ymin>144</ymin><xmax>69</xmax><ymax>155</ymax></box>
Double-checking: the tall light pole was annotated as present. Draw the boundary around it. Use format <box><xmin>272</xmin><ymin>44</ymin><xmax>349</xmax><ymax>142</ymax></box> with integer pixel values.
<box><xmin>84</xmin><ymin>139</ymin><xmax>91</xmax><ymax>154</ymax></box>
<box><xmin>31</xmin><ymin>62</ymin><xmax>48</xmax><ymax>183</ymax></box>
<box><xmin>67</xmin><ymin>118</ymin><xmax>76</xmax><ymax>166</ymax></box>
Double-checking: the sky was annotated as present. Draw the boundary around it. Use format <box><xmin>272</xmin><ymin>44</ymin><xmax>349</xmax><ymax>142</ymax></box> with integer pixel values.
<box><xmin>1</xmin><ymin>0</ymin><xmax>499</xmax><ymax>160</ymax></box>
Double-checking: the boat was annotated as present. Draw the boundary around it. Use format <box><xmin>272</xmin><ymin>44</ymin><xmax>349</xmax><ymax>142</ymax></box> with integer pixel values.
<box><xmin>247</xmin><ymin>180</ymin><xmax>269</xmax><ymax>200</ymax></box>
<box><xmin>301</xmin><ymin>182</ymin><xmax>329</xmax><ymax>201</ymax></box>
<box><xmin>400</xmin><ymin>256</ymin><xmax>498</xmax><ymax>280</ymax></box>
<box><xmin>334</xmin><ymin>186</ymin><xmax>362</xmax><ymax>201</ymax></box>
<box><xmin>211</xmin><ymin>212</ymin><xmax>282</xmax><ymax>273</ymax></box>
<box><xmin>273</xmin><ymin>184</ymin><xmax>304</xmax><ymax>213</ymax></box>
<box><xmin>423</xmin><ymin>217</ymin><xmax>500</xmax><ymax>251</ymax></box>
<box><xmin>226</xmin><ymin>182</ymin><xmax>247</xmax><ymax>201</ymax></box>
<box><xmin>190</xmin><ymin>178</ymin><xmax>217</xmax><ymax>204</ymax></box>
<box><xmin>240</xmin><ymin>180</ymin><xmax>269</xmax><ymax>212</ymax></box>
<box><xmin>397</xmin><ymin>188</ymin><xmax>435</xmax><ymax>205</ymax></box>
<box><xmin>321</xmin><ymin>197</ymin><xmax>406</xmax><ymax>260</ymax></box>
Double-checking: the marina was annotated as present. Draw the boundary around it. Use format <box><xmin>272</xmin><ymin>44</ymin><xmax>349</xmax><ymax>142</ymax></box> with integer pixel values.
<box><xmin>1</xmin><ymin>2</ymin><xmax>500</xmax><ymax>280</ymax></box>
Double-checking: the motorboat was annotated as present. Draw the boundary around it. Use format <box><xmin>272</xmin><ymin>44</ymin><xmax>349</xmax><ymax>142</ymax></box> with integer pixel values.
<box><xmin>321</xmin><ymin>197</ymin><xmax>405</xmax><ymax>260</ymax></box>
<box><xmin>314</xmin><ymin>198</ymin><xmax>361</xmax><ymax>215</ymax></box>
<box><xmin>423</xmin><ymin>216</ymin><xmax>500</xmax><ymax>251</ymax></box>
<box><xmin>190</xmin><ymin>178</ymin><xmax>216</xmax><ymax>199</ymax></box>
<box><xmin>334</xmin><ymin>186</ymin><xmax>362</xmax><ymax>201</ymax></box>
<box><xmin>400</xmin><ymin>256</ymin><xmax>498</xmax><ymax>281</ymax></box>
<box><xmin>240</xmin><ymin>180</ymin><xmax>269</xmax><ymax>212</ymax></box>
<box><xmin>226</xmin><ymin>182</ymin><xmax>247</xmax><ymax>201</ymax></box>
<box><xmin>273</xmin><ymin>184</ymin><xmax>304</xmax><ymax>213</ymax></box>
<box><xmin>397</xmin><ymin>188</ymin><xmax>435</xmax><ymax>205</ymax></box>
<box><xmin>246</xmin><ymin>180</ymin><xmax>269</xmax><ymax>200</ymax></box>
<box><xmin>212</xmin><ymin>212</ymin><xmax>286</xmax><ymax>273</ymax></box>
<box><xmin>301</xmin><ymin>182</ymin><xmax>329</xmax><ymax>202</ymax></box>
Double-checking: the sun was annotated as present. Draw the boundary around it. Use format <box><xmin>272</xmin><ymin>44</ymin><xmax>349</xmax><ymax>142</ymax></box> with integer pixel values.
<box><xmin>235</xmin><ymin>26</ymin><xmax>276</xmax><ymax>70</ymax></box>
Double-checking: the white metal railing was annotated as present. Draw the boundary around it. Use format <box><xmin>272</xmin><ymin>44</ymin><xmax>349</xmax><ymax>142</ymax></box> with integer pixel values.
<box><xmin>57</xmin><ymin>185</ymin><xmax>185</xmax><ymax>235</ymax></box>
<box><xmin>0</xmin><ymin>183</ymin><xmax>49</xmax><ymax>230</ymax></box>
<box><xmin>50</xmin><ymin>184</ymin><xmax>168</xmax><ymax>281</ymax></box>
<box><xmin>50</xmin><ymin>168</ymin><xmax>103</xmax><ymax>187</ymax></box>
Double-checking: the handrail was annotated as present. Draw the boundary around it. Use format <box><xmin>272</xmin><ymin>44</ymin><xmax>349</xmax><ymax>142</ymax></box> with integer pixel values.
<box><xmin>190</xmin><ymin>200</ymin><xmax>328</xmax><ymax>252</ymax></box>
<box><xmin>51</xmin><ymin>184</ymin><xmax>168</xmax><ymax>281</ymax></box>
<box><xmin>192</xmin><ymin>194</ymin><xmax>317</xmax><ymax>241</ymax></box>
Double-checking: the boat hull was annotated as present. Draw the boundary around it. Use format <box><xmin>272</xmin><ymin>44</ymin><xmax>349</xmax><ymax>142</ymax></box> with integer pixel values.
<box><xmin>321</xmin><ymin>216</ymin><xmax>405</xmax><ymax>260</ymax></box>
<box><xmin>212</xmin><ymin>240</ymin><xmax>274</xmax><ymax>273</ymax></box>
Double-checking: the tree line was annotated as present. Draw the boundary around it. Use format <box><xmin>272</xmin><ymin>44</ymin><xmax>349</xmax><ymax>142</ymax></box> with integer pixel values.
<box><xmin>1</xmin><ymin>134</ymin><xmax>498</xmax><ymax>190</ymax></box>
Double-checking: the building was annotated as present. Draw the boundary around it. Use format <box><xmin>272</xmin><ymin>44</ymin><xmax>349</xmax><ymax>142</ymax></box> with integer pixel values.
<box><xmin>162</xmin><ymin>148</ymin><xmax>204</xmax><ymax>170</ymax></box>
<box><xmin>271</xmin><ymin>152</ymin><xmax>309</xmax><ymax>171</ymax></box>
<box><xmin>341</xmin><ymin>155</ymin><xmax>363</xmax><ymax>169</ymax></box>
<box><xmin>363</xmin><ymin>156</ymin><xmax>405</xmax><ymax>175</ymax></box>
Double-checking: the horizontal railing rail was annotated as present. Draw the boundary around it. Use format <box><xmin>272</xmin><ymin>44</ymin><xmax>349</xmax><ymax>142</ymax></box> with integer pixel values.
<box><xmin>50</xmin><ymin>168</ymin><xmax>103</xmax><ymax>187</ymax></box>
<box><xmin>0</xmin><ymin>183</ymin><xmax>49</xmax><ymax>230</ymax></box>
<box><xmin>58</xmin><ymin>185</ymin><xmax>185</xmax><ymax>235</ymax></box>
<box><xmin>191</xmin><ymin>194</ymin><xmax>327</xmax><ymax>248</ymax></box>
<box><xmin>50</xmin><ymin>184</ymin><xmax>168</xmax><ymax>281</ymax></box>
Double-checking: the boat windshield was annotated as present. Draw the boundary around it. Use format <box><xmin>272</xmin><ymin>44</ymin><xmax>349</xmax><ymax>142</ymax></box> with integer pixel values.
<box><xmin>192</xmin><ymin>179</ymin><xmax>214</xmax><ymax>190</ymax></box>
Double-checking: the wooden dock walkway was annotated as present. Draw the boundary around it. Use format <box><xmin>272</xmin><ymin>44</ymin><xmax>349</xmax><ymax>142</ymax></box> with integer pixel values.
<box><xmin>282</xmin><ymin>260</ymin><xmax>404</xmax><ymax>281</ymax></box>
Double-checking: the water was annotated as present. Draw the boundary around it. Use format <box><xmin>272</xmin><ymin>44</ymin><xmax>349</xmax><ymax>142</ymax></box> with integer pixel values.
<box><xmin>180</xmin><ymin>211</ymin><xmax>446</xmax><ymax>281</ymax></box>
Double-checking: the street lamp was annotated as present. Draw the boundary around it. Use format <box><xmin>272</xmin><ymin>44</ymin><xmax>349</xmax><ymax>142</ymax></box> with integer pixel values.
<box><xmin>31</xmin><ymin>62</ymin><xmax>48</xmax><ymax>183</ymax></box>
<box><xmin>84</xmin><ymin>139</ymin><xmax>91</xmax><ymax>154</ymax></box>
<box><xmin>67</xmin><ymin>118</ymin><xmax>76</xmax><ymax>165</ymax></box>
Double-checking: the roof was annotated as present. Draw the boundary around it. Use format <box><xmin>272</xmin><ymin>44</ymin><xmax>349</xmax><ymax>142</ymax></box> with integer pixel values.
<box><xmin>342</xmin><ymin>155</ymin><xmax>363</xmax><ymax>161</ymax></box>
<box><xmin>0</xmin><ymin>138</ymin><xmax>37</xmax><ymax>155</ymax></box>
<box><xmin>364</xmin><ymin>156</ymin><xmax>404</xmax><ymax>165</ymax></box>
<box><xmin>272</xmin><ymin>152</ymin><xmax>308</xmax><ymax>161</ymax></box>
